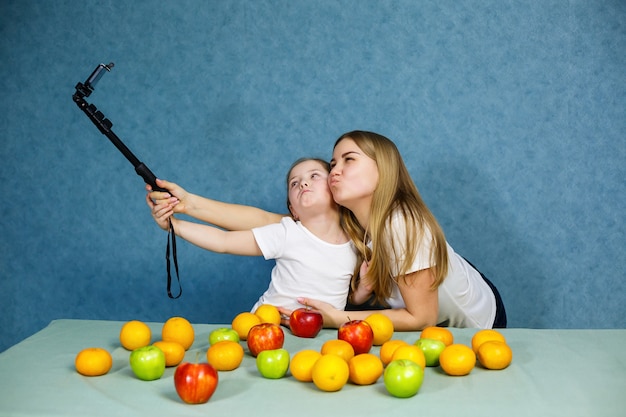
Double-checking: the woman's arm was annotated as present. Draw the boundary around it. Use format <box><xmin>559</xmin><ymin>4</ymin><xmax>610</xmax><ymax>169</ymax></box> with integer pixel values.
<box><xmin>293</xmin><ymin>268</ymin><xmax>439</xmax><ymax>331</ymax></box>
<box><xmin>148</xmin><ymin>178</ymin><xmax>286</xmax><ymax>230</ymax></box>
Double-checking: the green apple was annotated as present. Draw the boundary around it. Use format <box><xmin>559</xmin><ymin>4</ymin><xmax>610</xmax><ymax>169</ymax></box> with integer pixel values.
<box><xmin>209</xmin><ymin>327</ymin><xmax>240</xmax><ymax>345</ymax></box>
<box><xmin>414</xmin><ymin>338</ymin><xmax>446</xmax><ymax>367</ymax></box>
<box><xmin>256</xmin><ymin>348</ymin><xmax>290</xmax><ymax>379</ymax></box>
<box><xmin>129</xmin><ymin>345</ymin><xmax>166</xmax><ymax>381</ymax></box>
<box><xmin>383</xmin><ymin>359</ymin><xmax>424</xmax><ymax>398</ymax></box>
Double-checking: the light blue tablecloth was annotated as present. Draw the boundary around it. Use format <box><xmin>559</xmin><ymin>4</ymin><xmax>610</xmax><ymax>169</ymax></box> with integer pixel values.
<box><xmin>0</xmin><ymin>319</ymin><xmax>624</xmax><ymax>417</ymax></box>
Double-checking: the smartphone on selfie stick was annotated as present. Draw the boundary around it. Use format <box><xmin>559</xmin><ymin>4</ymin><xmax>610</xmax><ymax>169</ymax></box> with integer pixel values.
<box><xmin>72</xmin><ymin>63</ymin><xmax>182</xmax><ymax>298</ymax></box>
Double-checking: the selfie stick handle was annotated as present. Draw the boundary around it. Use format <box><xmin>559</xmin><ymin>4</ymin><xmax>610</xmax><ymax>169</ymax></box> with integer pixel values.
<box><xmin>72</xmin><ymin>63</ymin><xmax>167</xmax><ymax>193</ymax></box>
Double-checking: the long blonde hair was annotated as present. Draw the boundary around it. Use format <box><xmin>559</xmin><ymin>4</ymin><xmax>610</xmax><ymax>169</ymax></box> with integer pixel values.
<box><xmin>335</xmin><ymin>131</ymin><xmax>448</xmax><ymax>306</ymax></box>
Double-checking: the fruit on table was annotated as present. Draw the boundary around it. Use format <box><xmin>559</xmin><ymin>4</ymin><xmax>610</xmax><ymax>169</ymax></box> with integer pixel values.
<box><xmin>75</xmin><ymin>347</ymin><xmax>113</xmax><ymax>376</ymax></box>
<box><xmin>390</xmin><ymin>345</ymin><xmax>426</xmax><ymax>369</ymax></box>
<box><xmin>208</xmin><ymin>327</ymin><xmax>240</xmax><ymax>345</ymax></box>
<box><xmin>162</xmin><ymin>317</ymin><xmax>195</xmax><ymax>350</ymax></box>
<box><xmin>152</xmin><ymin>340</ymin><xmax>185</xmax><ymax>367</ymax></box>
<box><xmin>247</xmin><ymin>323</ymin><xmax>285</xmax><ymax>357</ymax></box>
<box><xmin>311</xmin><ymin>354</ymin><xmax>350</xmax><ymax>392</ymax></box>
<box><xmin>471</xmin><ymin>329</ymin><xmax>506</xmax><ymax>353</ymax></box>
<box><xmin>383</xmin><ymin>359</ymin><xmax>424</xmax><ymax>398</ymax></box>
<box><xmin>129</xmin><ymin>345</ymin><xmax>166</xmax><ymax>381</ymax></box>
<box><xmin>439</xmin><ymin>344</ymin><xmax>476</xmax><ymax>376</ymax></box>
<box><xmin>119</xmin><ymin>320</ymin><xmax>151</xmax><ymax>351</ymax></box>
<box><xmin>231</xmin><ymin>312</ymin><xmax>262</xmax><ymax>341</ymax></box>
<box><xmin>290</xmin><ymin>349</ymin><xmax>322</xmax><ymax>382</ymax></box>
<box><xmin>256</xmin><ymin>348</ymin><xmax>290</xmax><ymax>379</ymax></box>
<box><xmin>338</xmin><ymin>319</ymin><xmax>374</xmax><ymax>355</ymax></box>
<box><xmin>364</xmin><ymin>313</ymin><xmax>394</xmax><ymax>345</ymax></box>
<box><xmin>414</xmin><ymin>338</ymin><xmax>446</xmax><ymax>367</ymax></box>
<box><xmin>174</xmin><ymin>362</ymin><xmax>219</xmax><ymax>404</ymax></box>
<box><xmin>289</xmin><ymin>307</ymin><xmax>324</xmax><ymax>338</ymax></box>
<box><xmin>320</xmin><ymin>339</ymin><xmax>355</xmax><ymax>363</ymax></box>
<box><xmin>206</xmin><ymin>340</ymin><xmax>245</xmax><ymax>371</ymax></box>
<box><xmin>254</xmin><ymin>304</ymin><xmax>282</xmax><ymax>325</ymax></box>
<box><xmin>379</xmin><ymin>339</ymin><xmax>409</xmax><ymax>366</ymax></box>
<box><xmin>477</xmin><ymin>340</ymin><xmax>513</xmax><ymax>370</ymax></box>
<box><xmin>348</xmin><ymin>353</ymin><xmax>384</xmax><ymax>385</ymax></box>
<box><xmin>420</xmin><ymin>326</ymin><xmax>454</xmax><ymax>346</ymax></box>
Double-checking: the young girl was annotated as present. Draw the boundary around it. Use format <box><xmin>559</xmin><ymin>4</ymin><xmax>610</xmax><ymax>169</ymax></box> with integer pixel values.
<box><xmin>146</xmin><ymin>158</ymin><xmax>356</xmax><ymax>312</ymax></box>
<box><xmin>300</xmin><ymin>131</ymin><xmax>507</xmax><ymax>330</ymax></box>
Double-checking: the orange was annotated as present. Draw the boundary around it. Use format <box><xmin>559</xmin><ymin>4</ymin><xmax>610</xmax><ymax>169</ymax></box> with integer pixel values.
<box><xmin>379</xmin><ymin>339</ymin><xmax>409</xmax><ymax>366</ymax></box>
<box><xmin>364</xmin><ymin>313</ymin><xmax>394</xmax><ymax>345</ymax></box>
<box><xmin>477</xmin><ymin>341</ymin><xmax>513</xmax><ymax>370</ymax></box>
<box><xmin>311</xmin><ymin>354</ymin><xmax>350</xmax><ymax>392</ymax></box>
<box><xmin>471</xmin><ymin>329</ymin><xmax>506</xmax><ymax>354</ymax></box>
<box><xmin>119</xmin><ymin>320</ymin><xmax>152</xmax><ymax>350</ymax></box>
<box><xmin>206</xmin><ymin>340</ymin><xmax>245</xmax><ymax>371</ymax></box>
<box><xmin>390</xmin><ymin>345</ymin><xmax>426</xmax><ymax>369</ymax></box>
<box><xmin>420</xmin><ymin>326</ymin><xmax>454</xmax><ymax>346</ymax></box>
<box><xmin>348</xmin><ymin>353</ymin><xmax>384</xmax><ymax>385</ymax></box>
<box><xmin>439</xmin><ymin>344</ymin><xmax>476</xmax><ymax>376</ymax></box>
<box><xmin>161</xmin><ymin>317</ymin><xmax>195</xmax><ymax>350</ymax></box>
<box><xmin>232</xmin><ymin>312</ymin><xmax>262</xmax><ymax>341</ymax></box>
<box><xmin>75</xmin><ymin>347</ymin><xmax>113</xmax><ymax>376</ymax></box>
<box><xmin>290</xmin><ymin>349</ymin><xmax>323</xmax><ymax>382</ymax></box>
<box><xmin>320</xmin><ymin>339</ymin><xmax>355</xmax><ymax>363</ymax></box>
<box><xmin>254</xmin><ymin>304</ymin><xmax>282</xmax><ymax>325</ymax></box>
<box><xmin>152</xmin><ymin>340</ymin><xmax>185</xmax><ymax>367</ymax></box>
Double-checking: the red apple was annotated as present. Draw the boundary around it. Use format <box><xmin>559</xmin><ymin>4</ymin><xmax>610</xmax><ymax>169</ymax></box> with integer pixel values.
<box><xmin>174</xmin><ymin>362</ymin><xmax>218</xmax><ymax>404</ymax></box>
<box><xmin>246</xmin><ymin>323</ymin><xmax>285</xmax><ymax>357</ymax></box>
<box><xmin>338</xmin><ymin>319</ymin><xmax>374</xmax><ymax>354</ymax></box>
<box><xmin>289</xmin><ymin>307</ymin><xmax>324</xmax><ymax>338</ymax></box>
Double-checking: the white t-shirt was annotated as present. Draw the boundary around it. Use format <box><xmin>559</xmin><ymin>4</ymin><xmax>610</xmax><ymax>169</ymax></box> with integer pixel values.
<box><xmin>251</xmin><ymin>217</ymin><xmax>356</xmax><ymax>312</ymax></box>
<box><xmin>383</xmin><ymin>211</ymin><xmax>496</xmax><ymax>328</ymax></box>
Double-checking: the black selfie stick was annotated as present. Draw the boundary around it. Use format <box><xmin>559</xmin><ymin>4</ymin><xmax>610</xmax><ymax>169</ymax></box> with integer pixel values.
<box><xmin>72</xmin><ymin>62</ymin><xmax>167</xmax><ymax>193</ymax></box>
<box><xmin>72</xmin><ymin>62</ymin><xmax>182</xmax><ymax>298</ymax></box>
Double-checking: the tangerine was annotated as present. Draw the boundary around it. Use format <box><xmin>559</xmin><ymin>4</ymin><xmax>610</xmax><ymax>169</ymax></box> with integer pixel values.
<box><xmin>390</xmin><ymin>345</ymin><xmax>426</xmax><ymax>369</ymax></box>
<box><xmin>75</xmin><ymin>347</ymin><xmax>113</xmax><ymax>376</ymax></box>
<box><xmin>311</xmin><ymin>354</ymin><xmax>350</xmax><ymax>392</ymax></box>
<box><xmin>364</xmin><ymin>313</ymin><xmax>394</xmax><ymax>345</ymax></box>
<box><xmin>420</xmin><ymin>326</ymin><xmax>454</xmax><ymax>346</ymax></box>
<box><xmin>379</xmin><ymin>339</ymin><xmax>409</xmax><ymax>366</ymax></box>
<box><xmin>348</xmin><ymin>353</ymin><xmax>384</xmax><ymax>385</ymax></box>
<box><xmin>439</xmin><ymin>344</ymin><xmax>476</xmax><ymax>376</ymax></box>
<box><xmin>254</xmin><ymin>304</ymin><xmax>282</xmax><ymax>325</ymax></box>
<box><xmin>152</xmin><ymin>340</ymin><xmax>185</xmax><ymax>367</ymax></box>
<box><xmin>471</xmin><ymin>329</ymin><xmax>506</xmax><ymax>354</ymax></box>
<box><xmin>162</xmin><ymin>317</ymin><xmax>195</xmax><ymax>350</ymax></box>
<box><xmin>290</xmin><ymin>349</ymin><xmax>323</xmax><ymax>382</ymax></box>
<box><xmin>206</xmin><ymin>340</ymin><xmax>245</xmax><ymax>371</ymax></box>
<box><xmin>119</xmin><ymin>320</ymin><xmax>151</xmax><ymax>350</ymax></box>
<box><xmin>232</xmin><ymin>312</ymin><xmax>262</xmax><ymax>341</ymax></box>
<box><xmin>320</xmin><ymin>339</ymin><xmax>355</xmax><ymax>363</ymax></box>
<box><xmin>477</xmin><ymin>340</ymin><xmax>513</xmax><ymax>370</ymax></box>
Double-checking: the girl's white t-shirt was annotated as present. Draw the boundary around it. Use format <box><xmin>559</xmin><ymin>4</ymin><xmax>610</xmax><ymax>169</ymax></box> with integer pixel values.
<box><xmin>251</xmin><ymin>217</ymin><xmax>356</xmax><ymax>312</ymax></box>
<box><xmin>383</xmin><ymin>211</ymin><xmax>496</xmax><ymax>328</ymax></box>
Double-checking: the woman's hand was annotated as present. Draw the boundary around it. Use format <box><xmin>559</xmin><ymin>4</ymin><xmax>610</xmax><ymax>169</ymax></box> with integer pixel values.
<box><xmin>349</xmin><ymin>261</ymin><xmax>374</xmax><ymax>305</ymax></box>
<box><xmin>293</xmin><ymin>297</ymin><xmax>346</xmax><ymax>328</ymax></box>
<box><xmin>146</xmin><ymin>179</ymin><xmax>188</xmax><ymax>214</ymax></box>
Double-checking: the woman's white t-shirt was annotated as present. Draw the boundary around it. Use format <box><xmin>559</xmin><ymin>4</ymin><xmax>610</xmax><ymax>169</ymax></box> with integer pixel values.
<box><xmin>251</xmin><ymin>217</ymin><xmax>356</xmax><ymax>312</ymax></box>
<box><xmin>383</xmin><ymin>211</ymin><xmax>496</xmax><ymax>328</ymax></box>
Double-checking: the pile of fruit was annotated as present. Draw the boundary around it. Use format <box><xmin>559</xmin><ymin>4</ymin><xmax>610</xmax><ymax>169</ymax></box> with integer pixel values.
<box><xmin>74</xmin><ymin>305</ymin><xmax>513</xmax><ymax>404</ymax></box>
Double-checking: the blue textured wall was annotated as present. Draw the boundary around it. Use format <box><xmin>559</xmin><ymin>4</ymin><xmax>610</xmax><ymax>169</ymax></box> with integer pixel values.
<box><xmin>1</xmin><ymin>0</ymin><xmax>624</xmax><ymax>352</ymax></box>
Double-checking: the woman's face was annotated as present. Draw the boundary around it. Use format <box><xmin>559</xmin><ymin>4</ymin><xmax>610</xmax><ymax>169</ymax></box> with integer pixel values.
<box><xmin>329</xmin><ymin>137</ymin><xmax>379</xmax><ymax>216</ymax></box>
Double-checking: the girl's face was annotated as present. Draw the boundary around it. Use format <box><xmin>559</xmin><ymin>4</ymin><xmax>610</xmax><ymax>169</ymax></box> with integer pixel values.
<box><xmin>287</xmin><ymin>160</ymin><xmax>334</xmax><ymax>220</ymax></box>
<box><xmin>329</xmin><ymin>138</ymin><xmax>379</xmax><ymax>216</ymax></box>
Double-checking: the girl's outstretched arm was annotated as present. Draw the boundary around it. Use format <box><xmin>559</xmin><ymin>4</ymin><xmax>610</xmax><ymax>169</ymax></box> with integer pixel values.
<box><xmin>147</xmin><ymin>178</ymin><xmax>286</xmax><ymax>230</ymax></box>
<box><xmin>171</xmin><ymin>217</ymin><xmax>263</xmax><ymax>256</ymax></box>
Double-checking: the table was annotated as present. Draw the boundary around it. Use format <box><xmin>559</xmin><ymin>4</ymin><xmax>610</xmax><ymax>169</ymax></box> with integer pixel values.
<box><xmin>0</xmin><ymin>320</ymin><xmax>624</xmax><ymax>417</ymax></box>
